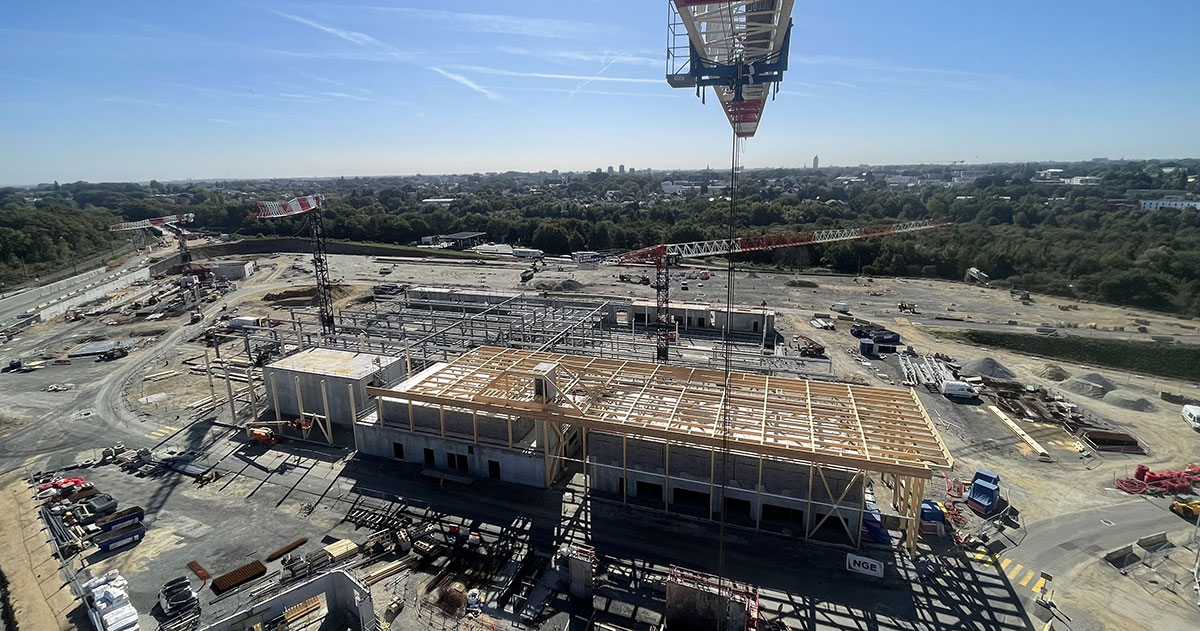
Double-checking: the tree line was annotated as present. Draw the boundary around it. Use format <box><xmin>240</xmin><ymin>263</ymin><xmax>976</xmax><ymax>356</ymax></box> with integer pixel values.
<box><xmin>2</xmin><ymin>160</ymin><xmax>1198</xmax><ymax>315</ymax></box>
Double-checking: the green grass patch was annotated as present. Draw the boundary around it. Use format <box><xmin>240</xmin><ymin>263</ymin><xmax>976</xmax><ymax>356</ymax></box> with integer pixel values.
<box><xmin>942</xmin><ymin>330</ymin><xmax>1200</xmax><ymax>382</ymax></box>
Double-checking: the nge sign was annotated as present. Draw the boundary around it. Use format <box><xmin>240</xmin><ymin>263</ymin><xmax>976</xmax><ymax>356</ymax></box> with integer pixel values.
<box><xmin>845</xmin><ymin>552</ymin><xmax>884</xmax><ymax>578</ymax></box>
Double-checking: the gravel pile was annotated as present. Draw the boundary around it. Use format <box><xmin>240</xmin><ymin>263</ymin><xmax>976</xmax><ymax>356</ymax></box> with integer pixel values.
<box><xmin>1039</xmin><ymin>364</ymin><xmax>1070</xmax><ymax>381</ymax></box>
<box><xmin>1063</xmin><ymin>378</ymin><xmax>1107</xmax><ymax>399</ymax></box>
<box><xmin>1078</xmin><ymin>372</ymin><xmax>1118</xmax><ymax>392</ymax></box>
<box><xmin>960</xmin><ymin>357</ymin><xmax>1016</xmax><ymax>379</ymax></box>
<box><xmin>534</xmin><ymin>279</ymin><xmax>585</xmax><ymax>291</ymax></box>
<box><xmin>1103</xmin><ymin>390</ymin><xmax>1156</xmax><ymax>412</ymax></box>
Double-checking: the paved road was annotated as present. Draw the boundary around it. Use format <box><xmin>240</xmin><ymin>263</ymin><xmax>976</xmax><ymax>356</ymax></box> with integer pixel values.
<box><xmin>0</xmin><ymin>253</ymin><xmax>158</xmax><ymax>325</ymax></box>
<box><xmin>960</xmin><ymin>494</ymin><xmax>1199</xmax><ymax>628</ymax></box>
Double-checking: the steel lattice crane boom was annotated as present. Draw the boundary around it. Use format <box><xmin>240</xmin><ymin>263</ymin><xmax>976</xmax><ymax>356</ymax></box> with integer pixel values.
<box><xmin>617</xmin><ymin>219</ymin><xmax>950</xmax><ymax>361</ymax></box>
<box><xmin>253</xmin><ymin>195</ymin><xmax>335</xmax><ymax>335</ymax></box>
<box><xmin>110</xmin><ymin>213</ymin><xmax>197</xmax><ymax>274</ymax></box>
<box><xmin>667</xmin><ymin>0</ymin><xmax>795</xmax><ymax>137</ymax></box>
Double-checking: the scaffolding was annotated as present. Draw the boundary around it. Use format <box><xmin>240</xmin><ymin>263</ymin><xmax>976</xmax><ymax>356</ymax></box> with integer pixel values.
<box><xmin>323</xmin><ymin>291</ymin><xmax>831</xmax><ymax>379</ymax></box>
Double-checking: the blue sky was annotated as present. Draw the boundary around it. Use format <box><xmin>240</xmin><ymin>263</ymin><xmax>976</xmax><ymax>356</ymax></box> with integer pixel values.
<box><xmin>2</xmin><ymin>1</ymin><xmax>1197</xmax><ymax>184</ymax></box>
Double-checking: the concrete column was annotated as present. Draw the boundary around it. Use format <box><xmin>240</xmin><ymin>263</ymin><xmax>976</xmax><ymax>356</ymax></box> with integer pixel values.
<box><xmin>621</xmin><ymin>435</ymin><xmax>628</xmax><ymax>504</ymax></box>
<box><xmin>663</xmin><ymin>442</ymin><xmax>671</xmax><ymax>511</ymax></box>
<box><xmin>700</xmin><ymin>451</ymin><xmax>710</xmax><ymax>520</ymax></box>
<box><xmin>347</xmin><ymin>383</ymin><xmax>358</xmax><ymax>451</ymax></box>
<box><xmin>755</xmin><ymin>457</ymin><xmax>764</xmax><ymax>530</ymax></box>
<box><xmin>320</xmin><ymin>379</ymin><xmax>332</xmax><ymax>445</ymax></box>
<box><xmin>295</xmin><ymin>375</ymin><xmax>305</xmax><ymax>428</ymax></box>
<box><xmin>270</xmin><ymin>373</ymin><xmax>281</xmax><ymax>421</ymax></box>
<box><xmin>804</xmin><ymin>462</ymin><xmax>814</xmax><ymax>540</ymax></box>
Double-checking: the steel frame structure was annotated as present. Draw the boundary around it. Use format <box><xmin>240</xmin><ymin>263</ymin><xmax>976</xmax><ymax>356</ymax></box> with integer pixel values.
<box><xmin>667</xmin><ymin>0</ymin><xmax>796</xmax><ymax>137</ymax></box>
<box><xmin>323</xmin><ymin>292</ymin><xmax>828</xmax><ymax>378</ymax></box>
<box><xmin>622</xmin><ymin>219</ymin><xmax>950</xmax><ymax>263</ymax></box>
<box><xmin>255</xmin><ymin>195</ymin><xmax>335</xmax><ymax>335</ymax></box>
<box><xmin>110</xmin><ymin>213</ymin><xmax>197</xmax><ymax>274</ymax></box>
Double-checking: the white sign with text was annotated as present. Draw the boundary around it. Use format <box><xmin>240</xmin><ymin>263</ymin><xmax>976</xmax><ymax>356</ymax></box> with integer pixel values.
<box><xmin>845</xmin><ymin>552</ymin><xmax>885</xmax><ymax>578</ymax></box>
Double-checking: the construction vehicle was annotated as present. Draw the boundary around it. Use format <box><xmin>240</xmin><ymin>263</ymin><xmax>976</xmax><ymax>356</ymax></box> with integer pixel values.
<box><xmin>1170</xmin><ymin>499</ymin><xmax>1200</xmax><ymax>520</ymax></box>
<box><xmin>98</xmin><ymin>347</ymin><xmax>128</xmax><ymax>362</ymax></box>
<box><xmin>964</xmin><ymin>267</ymin><xmax>991</xmax><ymax>286</ymax></box>
<box><xmin>794</xmin><ymin>335</ymin><xmax>825</xmax><ymax>358</ymax></box>
<box><xmin>897</xmin><ymin>302</ymin><xmax>919</xmax><ymax>314</ymax></box>
<box><xmin>520</xmin><ymin>268</ymin><xmax>536</xmax><ymax>284</ymax></box>
<box><xmin>249</xmin><ymin>427</ymin><xmax>280</xmax><ymax>446</ymax></box>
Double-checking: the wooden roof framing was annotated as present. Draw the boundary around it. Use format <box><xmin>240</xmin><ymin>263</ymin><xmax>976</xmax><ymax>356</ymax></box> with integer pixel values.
<box><xmin>366</xmin><ymin>346</ymin><xmax>952</xmax><ymax>478</ymax></box>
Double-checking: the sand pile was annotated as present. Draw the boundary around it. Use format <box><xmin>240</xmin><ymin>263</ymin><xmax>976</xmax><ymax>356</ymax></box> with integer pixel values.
<box><xmin>960</xmin><ymin>357</ymin><xmax>1016</xmax><ymax>379</ymax></box>
<box><xmin>1103</xmin><ymin>390</ymin><xmax>1156</xmax><ymax>412</ymax></box>
<box><xmin>1039</xmin><ymin>364</ymin><xmax>1070</xmax><ymax>381</ymax></box>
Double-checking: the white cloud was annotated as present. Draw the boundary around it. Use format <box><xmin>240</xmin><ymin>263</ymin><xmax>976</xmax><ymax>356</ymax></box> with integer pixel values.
<box><xmin>430</xmin><ymin>67</ymin><xmax>503</xmax><ymax>101</ymax></box>
<box><xmin>367</xmin><ymin>7</ymin><xmax>598</xmax><ymax>39</ymax></box>
<box><xmin>273</xmin><ymin>11</ymin><xmax>386</xmax><ymax>49</ymax></box>
<box><xmin>497</xmin><ymin>46</ymin><xmax>659</xmax><ymax>68</ymax></box>
<box><xmin>451</xmin><ymin>65</ymin><xmax>659</xmax><ymax>84</ymax></box>
<box><xmin>209</xmin><ymin>118</ymin><xmax>234</xmax><ymax>124</ymax></box>
<box><xmin>101</xmin><ymin>96</ymin><xmax>168</xmax><ymax>107</ymax></box>
<box><xmin>275</xmin><ymin>11</ymin><xmax>497</xmax><ymax>101</ymax></box>
<box><xmin>321</xmin><ymin>91</ymin><xmax>372</xmax><ymax>102</ymax></box>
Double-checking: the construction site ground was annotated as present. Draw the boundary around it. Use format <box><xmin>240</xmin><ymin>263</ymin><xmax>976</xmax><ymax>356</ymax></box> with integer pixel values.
<box><xmin>1</xmin><ymin>250</ymin><xmax>1198</xmax><ymax>630</ymax></box>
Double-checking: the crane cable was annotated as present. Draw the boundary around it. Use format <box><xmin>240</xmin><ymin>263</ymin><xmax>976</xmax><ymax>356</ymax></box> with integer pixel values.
<box><xmin>716</xmin><ymin>44</ymin><xmax>744</xmax><ymax>626</ymax></box>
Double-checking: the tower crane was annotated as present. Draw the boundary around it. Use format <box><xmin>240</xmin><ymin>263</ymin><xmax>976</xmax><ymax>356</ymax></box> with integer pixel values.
<box><xmin>617</xmin><ymin>219</ymin><xmax>950</xmax><ymax>361</ymax></box>
<box><xmin>667</xmin><ymin>0</ymin><xmax>795</xmax><ymax>137</ymax></box>
<box><xmin>253</xmin><ymin>195</ymin><xmax>334</xmax><ymax>335</ymax></box>
<box><xmin>109</xmin><ymin>213</ymin><xmax>197</xmax><ymax>275</ymax></box>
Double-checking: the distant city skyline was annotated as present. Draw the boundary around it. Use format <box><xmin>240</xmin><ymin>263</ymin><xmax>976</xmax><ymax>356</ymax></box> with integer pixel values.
<box><xmin>2</xmin><ymin>1</ymin><xmax>1198</xmax><ymax>185</ymax></box>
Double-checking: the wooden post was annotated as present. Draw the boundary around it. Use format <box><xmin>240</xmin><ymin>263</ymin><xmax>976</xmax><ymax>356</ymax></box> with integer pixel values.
<box><xmin>222</xmin><ymin>361</ymin><xmax>237</xmax><ymax>424</ymax></box>
<box><xmin>203</xmin><ymin>349</ymin><xmax>216</xmax><ymax>400</ymax></box>
<box><xmin>245</xmin><ymin>367</ymin><xmax>259</xmax><ymax>422</ymax></box>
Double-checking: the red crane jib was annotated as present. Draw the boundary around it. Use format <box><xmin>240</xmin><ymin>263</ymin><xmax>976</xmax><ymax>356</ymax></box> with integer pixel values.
<box><xmin>735</xmin><ymin>231</ymin><xmax>816</xmax><ymax>252</ymax></box>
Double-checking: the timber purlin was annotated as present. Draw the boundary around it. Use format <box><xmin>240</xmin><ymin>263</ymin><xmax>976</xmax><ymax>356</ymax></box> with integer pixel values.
<box><xmin>367</xmin><ymin>346</ymin><xmax>952</xmax><ymax>479</ymax></box>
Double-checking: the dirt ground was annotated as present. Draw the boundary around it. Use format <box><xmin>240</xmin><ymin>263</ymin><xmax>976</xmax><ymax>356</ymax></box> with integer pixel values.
<box><xmin>0</xmin><ymin>471</ymin><xmax>77</xmax><ymax>631</ymax></box>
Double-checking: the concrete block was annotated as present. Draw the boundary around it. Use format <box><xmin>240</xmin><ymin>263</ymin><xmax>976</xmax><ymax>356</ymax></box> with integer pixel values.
<box><xmin>1135</xmin><ymin>531</ymin><xmax>1170</xmax><ymax>552</ymax></box>
<box><xmin>1103</xmin><ymin>544</ymin><xmax>1139</xmax><ymax>569</ymax></box>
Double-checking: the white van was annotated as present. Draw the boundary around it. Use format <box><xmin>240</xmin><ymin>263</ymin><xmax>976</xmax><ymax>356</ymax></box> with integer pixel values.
<box><xmin>1182</xmin><ymin>405</ymin><xmax>1200</xmax><ymax>430</ymax></box>
<box><xmin>831</xmin><ymin>302</ymin><xmax>850</xmax><ymax>314</ymax></box>
<box><xmin>940</xmin><ymin>380</ymin><xmax>979</xmax><ymax>399</ymax></box>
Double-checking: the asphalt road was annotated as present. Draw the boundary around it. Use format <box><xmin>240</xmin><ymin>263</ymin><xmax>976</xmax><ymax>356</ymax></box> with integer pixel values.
<box><xmin>0</xmin><ymin>253</ymin><xmax>154</xmax><ymax>325</ymax></box>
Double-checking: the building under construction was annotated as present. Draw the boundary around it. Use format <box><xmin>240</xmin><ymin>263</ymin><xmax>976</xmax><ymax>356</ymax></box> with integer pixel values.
<box><xmin>254</xmin><ymin>287</ymin><xmax>952</xmax><ymax>550</ymax></box>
